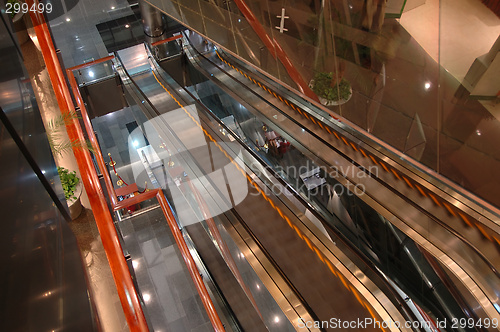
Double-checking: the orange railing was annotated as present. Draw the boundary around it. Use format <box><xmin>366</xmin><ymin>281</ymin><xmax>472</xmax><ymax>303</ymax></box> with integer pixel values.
<box><xmin>27</xmin><ymin>0</ymin><xmax>224</xmax><ymax>330</ymax></box>
<box><xmin>151</xmin><ymin>34</ymin><xmax>182</xmax><ymax>47</ymax></box>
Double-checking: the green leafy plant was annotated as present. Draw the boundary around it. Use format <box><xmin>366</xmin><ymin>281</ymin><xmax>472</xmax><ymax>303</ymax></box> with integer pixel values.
<box><xmin>311</xmin><ymin>72</ymin><xmax>351</xmax><ymax>101</ymax></box>
<box><xmin>47</xmin><ymin>111</ymin><xmax>94</xmax><ymax>157</ymax></box>
<box><xmin>58</xmin><ymin>166</ymin><xmax>80</xmax><ymax>200</ymax></box>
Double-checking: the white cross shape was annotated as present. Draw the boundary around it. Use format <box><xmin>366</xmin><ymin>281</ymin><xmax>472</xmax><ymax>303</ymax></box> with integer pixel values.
<box><xmin>275</xmin><ymin>8</ymin><xmax>289</xmax><ymax>33</ymax></box>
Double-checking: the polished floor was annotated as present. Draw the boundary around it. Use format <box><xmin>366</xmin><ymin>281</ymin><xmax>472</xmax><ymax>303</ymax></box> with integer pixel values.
<box><xmin>401</xmin><ymin>0</ymin><xmax>500</xmax><ymax>83</ymax></box>
<box><xmin>68</xmin><ymin>209</ymin><xmax>129</xmax><ymax>332</ymax></box>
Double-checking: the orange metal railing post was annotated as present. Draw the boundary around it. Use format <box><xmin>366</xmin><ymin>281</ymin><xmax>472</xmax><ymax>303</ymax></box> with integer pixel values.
<box><xmin>26</xmin><ymin>2</ymin><xmax>149</xmax><ymax>330</ymax></box>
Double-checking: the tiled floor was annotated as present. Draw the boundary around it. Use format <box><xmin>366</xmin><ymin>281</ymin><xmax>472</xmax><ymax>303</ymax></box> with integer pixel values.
<box><xmin>47</xmin><ymin>0</ymin><xmax>136</xmax><ymax>69</ymax></box>
<box><xmin>69</xmin><ymin>205</ymin><xmax>214</xmax><ymax>332</ymax></box>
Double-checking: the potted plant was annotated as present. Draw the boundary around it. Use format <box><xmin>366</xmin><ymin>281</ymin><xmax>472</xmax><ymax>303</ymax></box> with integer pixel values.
<box><xmin>58</xmin><ymin>166</ymin><xmax>83</xmax><ymax>220</ymax></box>
<box><xmin>310</xmin><ymin>71</ymin><xmax>352</xmax><ymax>106</ymax></box>
<box><xmin>45</xmin><ymin>111</ymin><xmax>92</xmax><ymax>220</ymax></box>
<box><xmin>305</xmin><ymin>8</ymin><xmax>353</xmax><ymax>106</ymax></box>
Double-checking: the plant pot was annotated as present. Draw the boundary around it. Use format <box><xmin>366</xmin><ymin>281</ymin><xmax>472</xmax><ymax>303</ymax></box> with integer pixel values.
<box><xmin>68</xmin><ymin>182</ymin><xmax>83</xmax><ymax>220</ymax></box>
<box><xmin>309</xmin><ymin>78</ymin><xmax>353</xmax><ymax>106</ymax></box>
<box><xmin>317</xmin><ymin>87</ymin><xmax>352</xmax><ymax>106</ymax></box>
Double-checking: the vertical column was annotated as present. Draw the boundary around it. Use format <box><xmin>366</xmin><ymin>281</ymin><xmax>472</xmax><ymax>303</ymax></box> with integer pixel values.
<box><xmin>140</xmin><ymin>0</ymin><xmax>167</xmax><ymax>43</ymax></box>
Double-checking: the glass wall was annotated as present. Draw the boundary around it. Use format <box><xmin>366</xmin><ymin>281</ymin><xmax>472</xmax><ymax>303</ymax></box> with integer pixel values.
<box><xmin>0</xmin><ymin>10</ymin><xmax>95</xmax><ymax>331</ymax></box>
<box><xmin>145</xmin><ymin>0</ymin><xmax>500</xmax><ymax>207</ymax></box>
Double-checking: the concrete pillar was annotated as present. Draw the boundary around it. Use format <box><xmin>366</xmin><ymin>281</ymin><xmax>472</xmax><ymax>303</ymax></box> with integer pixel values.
<box><xmin>140</xmin><ymin>0</ymin><xmax>167</xmax><ymax>42</ymax></box>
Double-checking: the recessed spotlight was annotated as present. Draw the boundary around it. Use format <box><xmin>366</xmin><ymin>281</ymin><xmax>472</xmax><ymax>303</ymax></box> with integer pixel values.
<box><xmin>424</xmin><ymin>82</ymin><xmax>431</xmax><ymax>90</ymax></box>
<box><xmin>476</xmin><ymin>130</ymin><xmax>481</xmax><ymax>136</ymax></box>
<box><xmin>274</xmin><ymin>316</ymin><xmax>280</xmax><ymax>323</ymax></box>
<box><xmin>125</xmin><ymin>24</ymin><xmax>130</xmax><ymax>28</ymax></box>
<box><xmin>111</xmin><ymin>6</ymin><xmax>115</xmax><ymax>9</ymax></box>
<box><xmin>88</xmin><ymin>70</ymin><xmax>94</xmax><ymax>78</ymax></box>
<box><xmin>142</xmin><ymin>293</ymin><xmax>151</xmax><ymax>302</ymax></box>
<box><xmin>133</xmin><ymin>140</ymin><xmax>139</xmax><ymax>147</ymax></box>
<box><xmin>66</xmin><ymin>18</ymin><xmax>71</xmax><ymax>22</ymax></box>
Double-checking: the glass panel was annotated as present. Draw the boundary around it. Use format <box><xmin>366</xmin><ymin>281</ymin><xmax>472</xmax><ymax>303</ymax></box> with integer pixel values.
<box><xmin>73</xmin><ymin>60</ymin><xmax>115</xmax><ymax>86</ymax></box>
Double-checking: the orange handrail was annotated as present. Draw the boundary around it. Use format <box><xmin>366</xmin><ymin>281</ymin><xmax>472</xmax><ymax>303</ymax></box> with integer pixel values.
<box><xmin>66</xmin><ymin>56</ymin><xmax>225</xmax><ymax>331</ymax></box>
<box><xmin>26</xmin><ymin>1</ymin><xmax>149</xmax><ymax>330</ymax></box>
<box><xmin>151</xmin><ymin>34</ymin><xmax>182</xmax><ymax>47</ymax></box>
<box><xmin>67</xmin><ymin>55</ymin><xmax>115</xmax><ymax>71</ymax></box>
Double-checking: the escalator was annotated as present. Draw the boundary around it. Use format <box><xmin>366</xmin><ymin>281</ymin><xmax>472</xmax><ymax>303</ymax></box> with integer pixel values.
<box><xmin>167</xmin><ymin>30</ymin><xmax>500</xmax><ymax>330</ymax></box>
<box><xmin>111</xmin><ymin>43</ymin><xmax>420</xmax><ymax>331</ymax></box>
<box><xmin>86</xmin><ymin>31</ymin><xmax>500</xmax><ymax>330</ymax></box>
